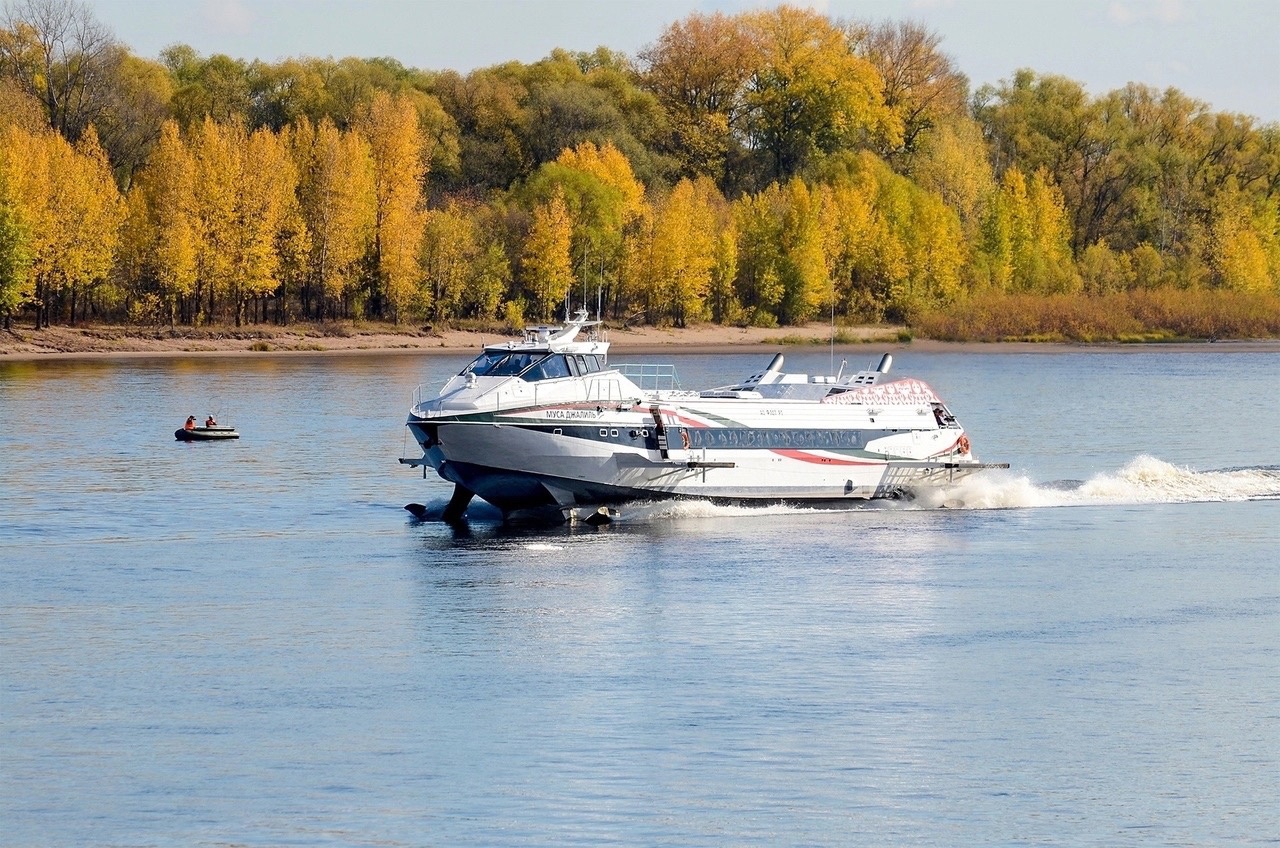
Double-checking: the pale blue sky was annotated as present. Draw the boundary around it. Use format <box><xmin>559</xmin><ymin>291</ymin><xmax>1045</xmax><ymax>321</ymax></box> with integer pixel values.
<box><xmin>85</xmin><ymin>0</ymin><xmax>1280</xmax><ymax>121</ymax></box>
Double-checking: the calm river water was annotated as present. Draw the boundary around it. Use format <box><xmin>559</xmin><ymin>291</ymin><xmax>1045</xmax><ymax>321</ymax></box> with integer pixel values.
<box><xmin>2</xmin><ymin>347</ymin><xmax>1278</xmax><ymax>846</ymax></box>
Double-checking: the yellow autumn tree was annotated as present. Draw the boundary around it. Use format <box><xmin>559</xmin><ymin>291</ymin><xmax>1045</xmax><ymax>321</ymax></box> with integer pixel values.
<box><xmin>1023</xmin><ymin>168</ymin><xmax>1078</xmax><ymax>294</ymax></box>
<box><xmin>2</xmin><ymin>127</ymin><xmax>52</xmax><ymax>327</ymax></box>
<box><xmin>189</xmin><ymin>117</ymin><xmax>240</xmax><ymax>322</ymax></box>
<box><xmin>125</xmin><ymin>120</ymin><xmax>198</xmax><ymax>322</ymax></box>
<box><xmin>730</xmin><ymin>178</ymin><xmax>830</xmax><ymax>326</ymax></box>
<box><xmin>0</xmin><ymin>132</ymin><xmax>33</xmax><ymax>328</ymax></box>
<box><xmin>525</xmin><ymin>141</ymin><xmax>648</xmax><ymax>316</ymax></box>
<box><xmin>742</xmin><ymin>5</ymin><xmax>901</xmax><ymax>179</ymax></box>
<box><xmin>227</xmin><ymin>127</ymin><xmax>297</xmax><ymax>324</ymax></box>
<box><xmin>555</xmin><ymin>141</ymin><xmax>647</xmax><ymax>222</ymax></box>
<box><xmin>358</xmin><ymin>91</ymin><xmax>427</xmax><ymax>322</ymax></box>
<box><xmin>0</xmin><ymin>78</ymin><xmax>45</xmax><ymax>134</ymax></box>
<box><xmin>419</xmin><ymin>200</ymin><xmax>514</xmax><ymax>322</ymax></box>
<box><xmin>708</xmin><ymin>212</ymin><xmax>741</xmax><ymax>324</ymax></box>
<box><xmin>813</xmin><ymin>152</ymin><xmax>962</xmax><ymax>320</ymax></box>
<box><xmin>981</xmin><ymin>166</ymin><xmax>1076</xmax><ymax>294</ymax></box>
<box><xmin>1209</xmin><ymin>188</ymin><xmax>1274</xmax><ymax>293</ymax></box>
<box><xmin>816</xmin><ymin>176</ymin><xmax>879</xmax><ymax>317</ymax></box>
<box><xmin>897</xmin><ymin>183</ymin><xmax>966</xmax><ymax>312</ymax></box>
<box><xmin>1</xmin><ymin>125</ymin><xmax>122</xmax><ymax>327</ymax></box>
<box><xmin>778</xmin><ymin>177</ymin><xmax>828</xmax><ymax>324</ymax></box>
<box><xmin>292</xmin><ymin>117</ymin><xmax>376</xmax><ymax>319</ymax></box>
<box><xmin>907</xmin><ymin>118</ymin><xmax>996</xmax><ymax>239</ymax></box>
<box><xmin>521</xmin><ymin>190</ymin><xmax>574</xmax><ymax>319</ymax></box>
<box><xmin>420</xmin><ymin>201</ymin><xmax>477</xmax><ymax>320</ymax></box>
<box><xmin>627</xmin><ymin>175</ymin><xmax>727</xmax><ymax>325</ymax></box>
<box><xmin>70</xmin><ymin>128</ymin><xmax>126</xmax><ymax>320</ymax></box>
<box><xmin>732</xmin><ymin>188</ymin><xmax>786</xmax><ymax>325</ymax></box>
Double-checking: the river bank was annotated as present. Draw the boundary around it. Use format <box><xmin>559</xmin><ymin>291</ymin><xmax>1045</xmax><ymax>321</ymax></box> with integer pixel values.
<box><xmin>3</xmin><ymin>321</ymin><xmax>1278</xmax><ymax>361</ymax></box>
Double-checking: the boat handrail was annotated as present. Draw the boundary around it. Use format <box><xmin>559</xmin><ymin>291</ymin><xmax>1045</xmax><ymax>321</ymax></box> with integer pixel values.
<box><xmin>411</xmin><ymin>381</ymin><xmax>449</xmax><ymax>408</ymax></box>
<box><xmin>613</xmin><ymin>363</ymin><xmax>681</xmax><ymax>392</ymax></box>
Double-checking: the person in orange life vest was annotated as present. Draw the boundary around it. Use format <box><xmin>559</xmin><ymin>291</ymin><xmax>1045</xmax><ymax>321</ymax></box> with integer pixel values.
<box><xmin>184</xmin><ymin>415</ymin><xmax>197</xmax><ymax>430</ymax></box>
<box><xmin>205</xmin><ymin>415</ymin><xmax>217</xmax><ymax>427</ymax></box>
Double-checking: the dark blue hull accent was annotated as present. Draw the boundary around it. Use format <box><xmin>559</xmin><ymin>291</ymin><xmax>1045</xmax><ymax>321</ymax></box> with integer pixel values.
<box><xmin>442</xmin><ymin>461</ymin><xmax>676</xmax><ymax>512</ymax></box>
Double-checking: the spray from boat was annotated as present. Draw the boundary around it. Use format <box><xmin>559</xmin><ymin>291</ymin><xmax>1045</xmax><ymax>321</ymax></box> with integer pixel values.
<box><xmin>405</xmin><ymin>456</ymin><xmax>1280</xmax><ymax>524</ymax></box>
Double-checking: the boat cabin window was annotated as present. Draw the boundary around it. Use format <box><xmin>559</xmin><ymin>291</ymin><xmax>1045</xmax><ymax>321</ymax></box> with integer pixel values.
<box><xmin>463</xmin><ymin>351</ymin><xmax>542</xmax><ymax>377</ymax></box>
<box><xmin>463</xmin><ymin>351</ymin><xmax>582</xmax><ymax>381</ymax></box>
<box><xmin>524</xmin><ymin>355</ymin><xmax>572</xmax><ymax>382</ymax></box>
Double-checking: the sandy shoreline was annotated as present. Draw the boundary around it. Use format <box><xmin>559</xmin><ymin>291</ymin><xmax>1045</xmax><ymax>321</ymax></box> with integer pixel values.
<box><xmin>3</xmin><ymin>322</ymin><xmax>1278</xmax><ymax>361</ymax></box>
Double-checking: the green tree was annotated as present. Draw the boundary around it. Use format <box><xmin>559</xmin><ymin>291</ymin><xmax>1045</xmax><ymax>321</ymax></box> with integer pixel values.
<box><xmin>95</xmin><ymin>54</ymin><xmax>173</xmax><ymax>188</ymax></box>
<box><xmin>167</xmin><ymin>51</ymin><xmax>252</xmax><ymax>127</ymax></box>
<box><xmin>430</xmin><ymin>66</ymin><xmax>532</xmax><ymax>190</ymax></box>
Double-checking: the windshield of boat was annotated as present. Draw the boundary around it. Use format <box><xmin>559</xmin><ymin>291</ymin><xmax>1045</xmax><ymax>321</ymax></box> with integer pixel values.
<box><xmin>462</xmin><ymin>352</ymin><xmax>605</xmax><ymax>381</ymax></box>
<box><xmin>463</xmin><ymin>351</ymin><xmax>541</xmax><ymax>377</ymax></box>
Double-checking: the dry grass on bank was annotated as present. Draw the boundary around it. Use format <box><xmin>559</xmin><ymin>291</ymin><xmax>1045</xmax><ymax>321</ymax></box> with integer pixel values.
<box><xmin>915</xmin><ymin>290</ymin><xmax>1280</xmax><ymax>343</ymax></box>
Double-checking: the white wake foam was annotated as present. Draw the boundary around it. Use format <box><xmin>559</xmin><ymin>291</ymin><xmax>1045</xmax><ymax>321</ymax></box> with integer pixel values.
<box><xmin>922</xmin><ymin>455</ymin><xmax>1280</xmax><ymax>510</ymax></box>
<box><xmin>619</xmin><ymin>456</ymin><xmax>1280</xmax><ymax>520</ymax></box>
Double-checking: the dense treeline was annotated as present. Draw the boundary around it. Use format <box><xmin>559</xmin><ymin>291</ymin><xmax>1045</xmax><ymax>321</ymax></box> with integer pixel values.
<box><xmin>1</xmin><ymin>0</ymin><xmax>1277</xmax><ymax>335</ymax></box>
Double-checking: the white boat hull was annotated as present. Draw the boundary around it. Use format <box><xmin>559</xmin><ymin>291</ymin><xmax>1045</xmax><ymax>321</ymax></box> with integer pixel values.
<box><xmin>400</xmin><ymin>317</ymin><xmax>1004</xmax><ymax>518</ymax></box>
<box><xmin>408</xmin><ymin>406</ymin><xmax>992</xmax><ymax>513</ymax></box>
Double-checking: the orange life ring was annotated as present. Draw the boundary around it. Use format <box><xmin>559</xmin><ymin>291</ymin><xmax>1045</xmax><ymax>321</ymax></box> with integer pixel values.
<box><xmin>957</xmin><ymin>435</ymin><xmax>971</xmax><ymax>454</ymax></box>
<box><xmin>680</xmin><ymin>429</ymin><xmax>691</xmax><ymax>450</ymax></box>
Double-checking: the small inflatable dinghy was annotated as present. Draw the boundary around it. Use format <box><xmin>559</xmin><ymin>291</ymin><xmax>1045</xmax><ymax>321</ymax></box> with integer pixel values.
<box><xmin>175</xmin><ymin>426</ymin><xmax>239</xmax><ymax>441</ymax></box>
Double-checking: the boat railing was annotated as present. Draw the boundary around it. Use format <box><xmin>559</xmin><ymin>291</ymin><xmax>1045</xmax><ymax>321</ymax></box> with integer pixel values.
<box><xmin>613</xmin><ymin>363</ymin><xmax>681</xmax><ymax>392</ymax></box>
<box><xmin>411</xmin><ymin>382</ymin><xmax>439</xmax><ymax>408</ymax></box>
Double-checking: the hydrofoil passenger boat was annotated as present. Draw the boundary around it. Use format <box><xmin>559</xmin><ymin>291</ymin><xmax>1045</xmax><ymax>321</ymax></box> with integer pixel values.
<box><xmin>401</xmin><ymin>312</ymin><xmax>1006</xmax><ymax>522</ymax></box>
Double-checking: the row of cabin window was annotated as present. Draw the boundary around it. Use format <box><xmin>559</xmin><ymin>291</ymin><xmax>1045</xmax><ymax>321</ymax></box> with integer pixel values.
<box><xmin>685</xmin><ymin>428</ymin><xmax>869</xmax><ymax>450</ymax></box>
<box><xmin>545</xmin><ymin>426</ymin><xmax>874</xmax><ymax>450</ymax></box>
<box><xmin>464</xmin><ymin>352</ymin><xmax>607</xmax><ymax>381</ymax></box>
